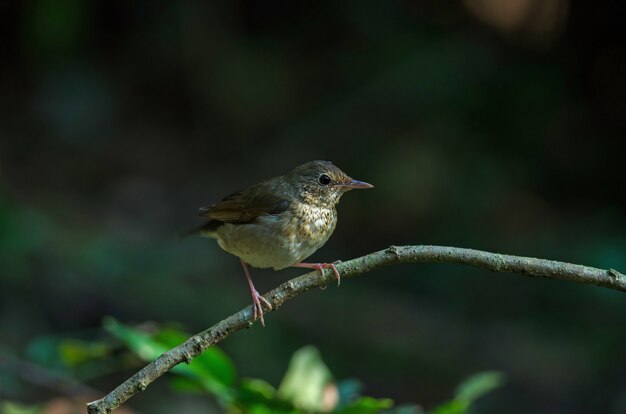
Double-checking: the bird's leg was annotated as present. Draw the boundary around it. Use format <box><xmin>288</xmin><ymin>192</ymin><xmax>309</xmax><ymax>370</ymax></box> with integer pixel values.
<box><xmin>240</xmin><ymin>260</ymin><xmax>272</xmax><ymax>326</ymax></box>
<box><xmin>292</xmin><ymin>261</ymin><xmax>342</xmax><ymax>286</ymax></box>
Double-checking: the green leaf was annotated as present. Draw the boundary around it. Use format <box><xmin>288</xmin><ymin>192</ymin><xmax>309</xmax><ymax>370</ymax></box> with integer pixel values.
<box><xmin>386</xmin><ymin>405</ymin><xmax>422</xmax><ymax>414</ymax></box>
<box><xmin>59</xmin><ymin>339</ymin><xmax>110</xmax><ymax>366</ymax></box>
<box><xmin>26</xmin><ymin>337</ymin><xmax>64</xmax><ymax>368</ymax></box>
<box><xmin>336</xmin><ymin>397</ymin><xmax>394</xmax><ymax>414</ymax></box>
<box><xmin>169</xmin><ymin>377</ymin><xmax>205</xmax><ymax>394</ymax></box>
<box><xmin>277</xmin><ymin>346</ymin><xmax>333</xmax><ymax>411</ymax></box>
<box><xmin>234</xmin><ymin>379</ymin><xmax>302</xmax><ymax>413</ymax></box>
<box><xmin>153</xmin><ymin>328</ymin><xmax>189</xmax><ymax>347</ymax></box>
<box><xmin>454</xmin><ymin>371</ymin><xmax>505</xmax><ymax>404</ymax></box>
<box><xmin>0</xmin><ymin>401</ymin><xmax>42</xmax><ymax>414</ymax></box>
<box><xmin>154</xmin><ymin>327</ymin><xmax>237</xmax><ymax>388</ymax></box>
<box><xmin>104</xmin><ymin>318</ymin><xmax>165</xmax><ymax>359</ymax></box>
<box><xmin>246</xmin><ymin>404</ymin><xmax>301</xmax><ymax>414</ymax></box>
<box><xmin>430</xmin><ymin>400</ymin><xmax>466</xmax><ymax>414</ymax></box>
<box><xmin>337</xmin><ymin>378</ymin><xmax>363</xmax><ymax>407</ymax></box>
<box><xmin>103</xmin><ymin>318</ymin><xmax>235</xmax><ymax>401</ymax></box>
<box><xmin>192</xmin><ymin>344</ymin><xmax>236</xmax><ymax>388</ymax></box>
<box><xmin>238</xmin><ymin>378</ymin><xmax>277</xmax><ymax>404</ymax></box>
<box><xmin>429</xmin><ymin>371</ymin><xmax>505</xmax><ymax>414</ymax></box>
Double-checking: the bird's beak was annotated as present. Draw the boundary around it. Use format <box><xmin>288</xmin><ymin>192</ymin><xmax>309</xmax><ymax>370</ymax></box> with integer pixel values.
<box><xmin>338</xmin><ymin>179</ymin><xmax>374</xmax><ymax>190</ymax></box>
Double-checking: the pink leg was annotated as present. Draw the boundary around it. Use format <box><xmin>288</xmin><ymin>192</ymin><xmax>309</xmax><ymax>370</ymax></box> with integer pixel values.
<box><xmin>240</xmin><ymin>260</ymin><xmax>272</xmax><ymax>326</ymax></box>
<box><xmin>292</xmin><ymin>261</ymin><xmax>342</xmax><ymax>286</ymax></box>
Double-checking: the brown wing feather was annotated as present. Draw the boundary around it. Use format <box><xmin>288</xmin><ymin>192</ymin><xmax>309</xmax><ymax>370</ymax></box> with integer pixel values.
<box><xmin>198</xmin><ymin>181</ymin><xmax>289</xmax><ymax>223</ymax></box>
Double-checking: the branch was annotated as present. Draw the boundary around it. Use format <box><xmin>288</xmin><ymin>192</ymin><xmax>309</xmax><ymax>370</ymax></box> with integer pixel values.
<box><xmin>87</xmin><ymin>245</ymin><xmax>625</xmax><ymax>413</ymax></box>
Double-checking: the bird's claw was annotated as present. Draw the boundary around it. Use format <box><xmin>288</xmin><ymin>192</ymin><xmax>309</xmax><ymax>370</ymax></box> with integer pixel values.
<box><xmin>251</xmin><ymin>289</ymin><xmax>272</xmax><ymax>327</ymax></box>
<box><xmin>293</xmin><ymin>261</ymin><xmax>342</xmax><ymax>286</ymax></box>
<box><xmin>314</xmin><ymin>262</ymin><xmax>342</xmax><ymax>286</ymax></box>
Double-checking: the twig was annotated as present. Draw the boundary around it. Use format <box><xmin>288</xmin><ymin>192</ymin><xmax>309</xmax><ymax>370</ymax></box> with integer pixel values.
<box><xmin>87</xmin><ymin>245</ymin><xmax>625</xmax><ymax>413</ymax></box>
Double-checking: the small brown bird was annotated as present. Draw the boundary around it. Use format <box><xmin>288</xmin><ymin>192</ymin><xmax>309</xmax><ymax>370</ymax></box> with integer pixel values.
<box><xmin>193</xmin><ymin>160</ymin><xmax>373</xmax><ymax>325</ymax></box>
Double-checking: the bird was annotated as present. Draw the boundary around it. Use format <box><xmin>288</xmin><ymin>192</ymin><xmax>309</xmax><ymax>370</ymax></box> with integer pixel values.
<box><xmin>191</xmin><ymin>160</ymin><xmax>373</xmax><ymax>326</ymax></box>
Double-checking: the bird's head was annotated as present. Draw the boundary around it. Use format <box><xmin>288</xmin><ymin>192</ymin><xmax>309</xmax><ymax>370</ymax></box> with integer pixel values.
<box><xmin>287</xmin><ymin>160</ymin><xmax>373</xmax><ymax>207</ymax></box>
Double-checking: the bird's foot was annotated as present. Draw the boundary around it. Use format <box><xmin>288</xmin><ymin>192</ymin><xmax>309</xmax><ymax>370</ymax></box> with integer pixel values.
<box><xmin>250</xmin><ymin>289</ymin><xmax>272</xmax><ymax>327</ymax></box>
<box><xmin>293</xmin><ymin>261</ymin><xmax>342</xmax><ymax>286</ymax></box>
<box><xmin>241</xmin><ymin>260</ymin><xmax>272</xmax><ymax>327</ymax></box>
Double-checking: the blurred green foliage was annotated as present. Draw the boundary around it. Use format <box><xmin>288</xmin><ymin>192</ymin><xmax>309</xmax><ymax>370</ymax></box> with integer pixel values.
<box><xmin>431</xmin><ymin>372</ymin><xmax>505</xmax><ymax>414</ymax></box>
<box><xmin>108</xmin><ymin>319</ymin><xmax>399</xmax><ymax>413</ymax></box>
<box><xmin>105</xmin><ymin>318</ymin><xmax>236</xmax><ymax>402</ymax></box>
<box><xmin>0</xmin><ymin>402</ymin><xmax>41</xmax><ymax>414</ymax></box>
<box><xmin>2</xmin><ymin>320</ymin><xmax>503</xmax><ymax>414</ymax></box>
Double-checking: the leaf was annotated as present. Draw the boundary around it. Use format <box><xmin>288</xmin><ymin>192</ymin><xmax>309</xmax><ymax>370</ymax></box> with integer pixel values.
<box><xmin>104</xmin><ymin>318</ymin><xmax>166</xmax><ymax>360</ymax></box>
<box><xmin>336</xmin><ymin>397</ymin><xmax>394</xmax><ymax>414</ymax></box>
<box><xmin>430</xmin><ymin>400</ymin><xmax>466</xmax><ymax>414</ymax></box>
<box><xmin>103</xmin><ymin>318</ymin><xmax>235</xmax><ymax>401</ymax></box>
<box><xmin>277</xmin><ymin>346</ymin><xmax>334</xmax><ymax>412</ymax></box>
<box><xmin>169</xmin><ymin>377</ymin><xmax>205</xmax><ymax>394</ymax></box>
<box><xmin>26</xmin><ymin>337</ymin><xmax>64</xmax><ymax>368</ymax></box>
<box><xmin>153</xmin><ymin>328</ymin><xmax>189</xmax><ymax>348</ymax></box>
<box><xmin>191</xmin><ymin>344</ymin><xmax>236</xmax><ymax>388</ymax></box>
<box><xmin>386</xmin><ymin>405</ymin><xmax>423</xmax><ymax>414</ymax></box>
<box><xmin>155</xmin><ymin>327</ymin><xmax>237</xmax><ymax>387</ymax></box>
<box><xmin>429</xmin><ymin>371</ymin><xmax>505</xmax><ymax>414</ymax></box>
<box><xmin>246</xmin><ymin>404</ymin><xmax>300</xmax><ymax>414</ymax></box>
<box><xmin>235</xmin><ymin>379</ymin><xmax>302</xmax><ymax>413</ymax></box>
<box><xmin>238</xmin><ymin>378</ymin><xmax>277</xmax><ymax>404</ymax></box>
<box><xmin>59</xmin><ymin>339</ymin><xmax>109</xmax><ymax>366</ymax></box>
<box><xmin>0</xmin><ymin>401</ymin><xmax>42</xmax><ymax>414</ymax></box>
<box><xmin>454</xmin><ymin>371</ymin><xmax>505</xmax><ymax>404</ymax></box>
<box><xmin>337</xmin><ymin>378</ymin><xmax>364</xmax><ymax>407</ymax></box>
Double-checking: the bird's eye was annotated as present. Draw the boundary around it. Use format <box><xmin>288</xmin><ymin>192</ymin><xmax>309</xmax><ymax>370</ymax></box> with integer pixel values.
<box><xmin>319</xmin><ymin>174</ymin><xmax>331</xmax><ymax>185</ymax></box>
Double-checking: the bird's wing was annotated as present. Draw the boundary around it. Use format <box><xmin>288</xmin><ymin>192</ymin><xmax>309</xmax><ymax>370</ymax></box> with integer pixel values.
<box><xmin>198</xmin><ymin>182</ymin><xmax>290</xmax><ymax>224</ymax></box>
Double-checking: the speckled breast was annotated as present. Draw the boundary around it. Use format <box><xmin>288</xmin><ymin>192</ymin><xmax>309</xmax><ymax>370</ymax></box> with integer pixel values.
<box><xmin>290</xmin><ymin>203</ymin><xmax>337</xmax><ymax>263</ymax></box>
<box><xmin>214</xmin><ymin>203</ymin><xmax>337</xmax><ymax>270</ymax></box>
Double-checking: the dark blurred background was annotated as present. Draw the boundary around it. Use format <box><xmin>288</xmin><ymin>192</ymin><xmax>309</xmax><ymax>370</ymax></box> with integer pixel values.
<box><xmin>1</xmin><ymin>0</ymin><xmax>625</xmax><ymax>413</ymax></box>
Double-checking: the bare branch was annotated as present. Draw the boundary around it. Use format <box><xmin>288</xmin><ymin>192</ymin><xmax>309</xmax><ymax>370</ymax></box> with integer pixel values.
<box><xmin>87</xmin><ymin>245</ymin><xmax>625</xmax><ymax>413</ymax></box>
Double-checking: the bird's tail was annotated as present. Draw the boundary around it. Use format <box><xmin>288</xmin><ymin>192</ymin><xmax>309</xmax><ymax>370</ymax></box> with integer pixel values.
<box><xmin>179</xmin><ymin>220</ymin><xmax>221</xmax><ymax>239</ymax></box>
